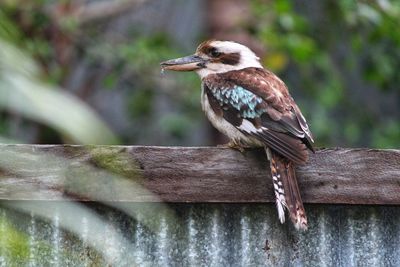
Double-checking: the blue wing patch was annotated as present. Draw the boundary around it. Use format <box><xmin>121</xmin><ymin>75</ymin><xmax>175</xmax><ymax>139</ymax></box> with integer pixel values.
<box><xmin>209</xmin><ymin>85</ymin><xmax>266</xmax><ymax>118</ymax></box>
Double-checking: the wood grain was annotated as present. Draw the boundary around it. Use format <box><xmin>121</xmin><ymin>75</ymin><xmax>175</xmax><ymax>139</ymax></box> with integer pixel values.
<box><xmin>0</xmin><ymin>145</ymin><xmax>399</xmax><ymax>204</ymax></box>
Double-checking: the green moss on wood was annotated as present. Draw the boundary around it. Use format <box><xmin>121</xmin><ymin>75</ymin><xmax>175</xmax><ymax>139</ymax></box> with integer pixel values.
<box><xmin>88</xmin><ymin>146</ymin><xmax>141</xmax><ymax>179</ymax></box>
<box><xmin>64</xmin><ymin>146</ymin><xmax>146</xmax><ymax>201</ymax></box>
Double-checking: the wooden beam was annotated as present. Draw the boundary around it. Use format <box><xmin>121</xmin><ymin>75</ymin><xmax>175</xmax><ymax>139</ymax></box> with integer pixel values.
<box><xmin>0</xmin><ymin>145</ymin><xmax>399</xmax><ymax>204</ymax></box>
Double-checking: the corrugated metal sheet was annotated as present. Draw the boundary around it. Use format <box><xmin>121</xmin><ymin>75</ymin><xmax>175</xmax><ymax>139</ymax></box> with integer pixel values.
<box><xmin>0</xmin><ymin>202</ymin><xmax>399</xmax><ymax>266</ymax></box>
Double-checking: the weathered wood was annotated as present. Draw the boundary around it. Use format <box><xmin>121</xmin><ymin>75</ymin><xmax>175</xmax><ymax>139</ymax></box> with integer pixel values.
<box><xmin>0</xmin><ymin>145</ymin><xmax>399</xmax><ymax>204</ymax></box>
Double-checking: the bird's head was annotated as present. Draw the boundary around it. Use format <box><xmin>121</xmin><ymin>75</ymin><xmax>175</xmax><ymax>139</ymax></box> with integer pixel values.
<box><xmin>161</xmin><ymin>40</ymin><xmax>262</xmax><ymax>78</ymax></box>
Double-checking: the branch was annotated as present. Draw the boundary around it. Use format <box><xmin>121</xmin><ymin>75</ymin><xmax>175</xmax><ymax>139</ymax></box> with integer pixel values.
<box><xmin>46</xmin><ymin>0</ymin><xmax>148</xmax><ymax>26</ymax></box>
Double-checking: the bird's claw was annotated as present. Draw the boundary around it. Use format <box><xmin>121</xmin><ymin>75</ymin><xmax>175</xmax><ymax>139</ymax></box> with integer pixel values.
<box><xmin>218</xmin><ymin>140</ymin><xmax>249</xmax><ymax>153</ymax></box>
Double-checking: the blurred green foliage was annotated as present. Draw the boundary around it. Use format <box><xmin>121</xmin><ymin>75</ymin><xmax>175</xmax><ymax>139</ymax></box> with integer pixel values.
<box><xmin>1</xmin><ymin>0</ymin><xmax>204</xmax><ymax>145</ymax></box>
<box><xmin>0</xmin><ymin>2</ymin><xmax>118</xmax><ymax>144</ymax></box>
<box><xmin>0</xmin><ymin>39</ymin><xmax>118</xmax><ymax>144</ymax></box>
<box><xmin>251</xmin><ymin>0</ymin><xmax>400</xmax><ymax>148</ymax></box>
<box><xmin>87</xmin><ymin>32</ymin><xmax>202</xmax><ymax>144</ymax></box>
<box><xmin>0</xmin><ymin>204</ymin><xmax>114</xmax><ymax>265</ymax></box>
<box><xmin>0</xmin><ymin>216</ymin><xmax>30</xmax><ymax>263</ymax></box>
<box><xmin>0</xmin><ymin>0</ymin><xmax>398</xmax><ymax>147</ymax></box>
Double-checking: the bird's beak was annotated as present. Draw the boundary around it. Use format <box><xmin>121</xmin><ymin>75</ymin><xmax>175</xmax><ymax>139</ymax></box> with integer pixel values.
<box><xmin>160</xmin><ymin>54</ymin><xmax>206</xmax><ymax>71</ymax></box>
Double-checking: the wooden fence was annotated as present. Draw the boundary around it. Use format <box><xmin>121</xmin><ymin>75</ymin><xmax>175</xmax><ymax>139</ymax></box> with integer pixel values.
<box><xmin>0</xmin><ymin>145</ymin><xmax>398</xmax><ymax>204</ymax></box>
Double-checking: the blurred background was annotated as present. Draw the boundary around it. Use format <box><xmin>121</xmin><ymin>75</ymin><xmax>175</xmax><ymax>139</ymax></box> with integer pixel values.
<box><xmin>1</xmin><ymin>0</ymin><xmax>399</xmax><ymax>148</ymax></box>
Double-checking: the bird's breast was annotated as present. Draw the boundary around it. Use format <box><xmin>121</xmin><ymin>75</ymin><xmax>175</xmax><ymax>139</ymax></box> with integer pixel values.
<box><xmin>200</xmin><ymin>85</ymin><xmax>262</xmax><ymax>147</ymax></box>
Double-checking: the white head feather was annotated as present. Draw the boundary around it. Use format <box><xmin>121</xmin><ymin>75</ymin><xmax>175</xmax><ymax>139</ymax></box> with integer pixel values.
<box><xmin>196</xmin><ymin>40</ymin><xmax>263</xmax><ymax>79</ymax></box>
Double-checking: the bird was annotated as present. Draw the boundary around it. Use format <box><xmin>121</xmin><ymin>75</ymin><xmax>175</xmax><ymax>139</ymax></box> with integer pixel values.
<box><xmin>160</xmin><ymin>40</ymin><xmax>314</xmax><ymax>230</ymax></box>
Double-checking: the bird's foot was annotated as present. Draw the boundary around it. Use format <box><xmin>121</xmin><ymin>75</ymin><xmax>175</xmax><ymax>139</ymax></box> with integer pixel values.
<box><xmin>218</xmin><ymin>140</ymin><xmax>249</xmax><ymax>153</ymax></box>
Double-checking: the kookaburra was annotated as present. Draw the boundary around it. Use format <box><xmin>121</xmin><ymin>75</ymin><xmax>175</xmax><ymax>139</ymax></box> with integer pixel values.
<box><xmin>161</xmin><ymin>40</ymin><xmax>314</xmax><ymax>230</ymax></box>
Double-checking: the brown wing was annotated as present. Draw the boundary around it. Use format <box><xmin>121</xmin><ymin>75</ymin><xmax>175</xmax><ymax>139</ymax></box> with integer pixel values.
<box><xmin>222</xmin><ymin>67</ymin><xmax>313</xmax><ymax>145</ymax></box>
<box><xmin>204</xmin><ymin>67</ymin><xmax>314</xmax><ymax>164</ymax></box>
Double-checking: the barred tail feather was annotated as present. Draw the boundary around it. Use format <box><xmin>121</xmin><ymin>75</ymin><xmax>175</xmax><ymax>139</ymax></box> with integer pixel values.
<box><xmin>266</xmin><ymin>147</ymin><xmax>308</xmax><ymax>230</ymax></box>
<box><xmin>265</xmin><ymin>147</ymin><xmax>287</xmax><ymax>224</ymax></box>
<box><xmin>284</xmin><ymin>160</ymin><xmax>308</xmax><ymax>230</ymax></box>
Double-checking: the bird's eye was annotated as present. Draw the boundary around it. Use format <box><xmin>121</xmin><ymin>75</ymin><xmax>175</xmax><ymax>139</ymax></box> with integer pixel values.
<box><xmin>210</xmin><ymin>48</ymin><xmax>221</xmax><ymax>58</ymax></box>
